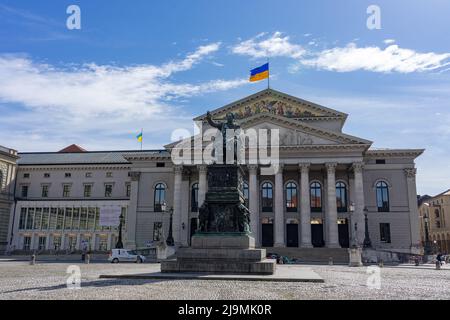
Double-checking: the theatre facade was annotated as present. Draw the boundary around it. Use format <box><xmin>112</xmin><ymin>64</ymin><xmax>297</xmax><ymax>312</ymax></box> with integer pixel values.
<box><xmin>7</xmin><ymin>89</ymin><xmax>424</xmax><ymax>254</ymax></box>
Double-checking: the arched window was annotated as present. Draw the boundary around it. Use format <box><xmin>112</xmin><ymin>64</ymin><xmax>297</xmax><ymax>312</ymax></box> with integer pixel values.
<box><xmin>336</xmin><ymin>182</ymin><xmax>347</xmax><ymax>212</ymax></box>
<box><xmin>310</xmin><ymin>182</ymin><xmax>322</xmax><ymax>212</ymax></box>
<box><xmin>243</xmin><ymin>182</ymin><xmax>249</xmax><ymax>208</ymax></box>
<box><xmin>376</xmin><ymin>181</ymin><xmax>389</xmax><ymax>212</ymax></box>
<box><xmin>154</xmin><ymin>183</ymin><xmax>166</xmax><ymax>212</ymax></box>
<box><xmin>191</xmin><ymin>183</ymin><xmax>199</xmax><ymax>212</ymax></box>
<box><xmin>435</xmin><ymin>209</ymin><xmax>440</xmax><ymax>218</ymax></box>
<box><xmin>261</xmin><ymin>182</ymin><xmax>273</xmax><ymax>212</ymax></box>
<box><xmin>285</xmin><ymin>182</ymin><xmax>298</xmax><ymax>212</ymax></box>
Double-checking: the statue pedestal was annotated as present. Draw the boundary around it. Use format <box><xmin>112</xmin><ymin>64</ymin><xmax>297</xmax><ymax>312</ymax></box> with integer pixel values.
<box><xmin>161</xmin><ymin>234</ymin><xmax>276</xmax><ymax>275</ymax></box>
<box><xmin>161</xmin><ymin>164</ymin><xmax>276</xmax><ymax>275</ymax></box>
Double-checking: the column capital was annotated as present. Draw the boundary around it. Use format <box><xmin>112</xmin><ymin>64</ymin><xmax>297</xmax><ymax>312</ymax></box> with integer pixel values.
<box><xmin>325</xmin><ymin>162</ymin><xmax>337</xmax><ymax>173</ymax></box>
<box><xmin>404</xmin><ymin>168</ymin><xmax>417</xmax><ymax>178</ymax></box>
<box><xmin>351</xmin><ymin>162</ymin><xmax>364</xmax><ymax>173</ymax></box>
<box><xmin>248</xmin><ymin>164</ymin><xmax>258</xmax><ymax>175</ymax></box>
<box><xmin>129</xmin><ymin>171</ymin><xmax>141</xmax><ymax>181</ymax></box>
<box><xmin>299</xmin><ymin>163</ymin><xmax>310</xmax><ymax>173</ymax></box>
<box><xmin>197</xmin><ymin>164</ymin><xmax>208</xmax><ymax>174</ymax></box>
<box><xmin>174</xmin><ymin>165</ymin><xmax>184</xmax><ymax>174</ymax></box>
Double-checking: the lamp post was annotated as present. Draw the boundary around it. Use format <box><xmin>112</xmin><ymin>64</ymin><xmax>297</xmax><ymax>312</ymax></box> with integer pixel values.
<box><xmin>161</xmin><ymin>202</ymin><xmax>174</xmax><ymax>246</ymax></box>
<box><xmin>348</xmin><ymin>202</ymin><xmax>357</xmax><ymax>247</ymax></box>
<box><xmin>115</xmin><ymin>211</ymin><xmax>124</xmax><ymax>249</ymax></box>
<box><xmin>422</xmin><ymin>203</ymin><xmax>432</xmax><ymax>255</ymax></box>
<box><xmin>363</xmin><ymin>206</ymin><xmax>372</xmax><ymax>248</ymax></box>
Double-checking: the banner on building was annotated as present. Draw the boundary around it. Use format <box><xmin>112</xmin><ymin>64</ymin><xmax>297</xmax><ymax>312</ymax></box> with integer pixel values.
<box><xmin>99</xmin><ymin>206</ymin><xmax>122</xmax><ymax>226</ymax></box>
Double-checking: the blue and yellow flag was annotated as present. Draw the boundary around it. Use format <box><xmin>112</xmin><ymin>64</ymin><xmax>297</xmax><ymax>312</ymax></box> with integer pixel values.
<box><xmin>136</xmin><ymin>131</ymin><xmax>143</xmax><ymax>142</ymax></box>
<box><xmin>249</xmin><ymin>63</ymin><xmax>269</xmax><ymax>82</ymax></box>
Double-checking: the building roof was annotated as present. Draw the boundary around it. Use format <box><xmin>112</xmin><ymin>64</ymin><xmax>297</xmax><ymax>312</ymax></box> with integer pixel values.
<box><xmin>17</xmin><ymin>150</ymin><xmax>168</xmax><ymax>165</ymax></box>
<box><xmin>58</xmin><ymin>144</ymin><xmax>87</xmax><ymax>153</ymax></box>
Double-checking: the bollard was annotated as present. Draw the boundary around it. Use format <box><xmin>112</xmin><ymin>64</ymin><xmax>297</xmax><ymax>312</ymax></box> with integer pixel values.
<box><xmin>30</xmin><ymin>254</ymin><xmax>36</xmax><ymax>265</ymax></box>
<box><xmin>85</xmin><ymin>253</ymin><xmax>90</xmax><ymax>264</ymax></box>
<box><xmin>328</xmin><ymin>257</ymin><xmax>333</xmax><ymax>266</ymax></box>
<box><xmin>378</xmin><ymin>259</ymin><xmax>384</xmax><ymax>268</ymax></box>
<box><xmin>435</xmin><ymin>261</ymin><xmax>441</xmax><ymax>270</ymax></box>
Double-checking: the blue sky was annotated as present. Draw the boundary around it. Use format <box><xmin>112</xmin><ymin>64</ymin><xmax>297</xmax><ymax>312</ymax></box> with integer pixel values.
<box><xmin>0</xmin><ymin>0</ymin><xmax>449</xmax><ymax>195</ymax></box>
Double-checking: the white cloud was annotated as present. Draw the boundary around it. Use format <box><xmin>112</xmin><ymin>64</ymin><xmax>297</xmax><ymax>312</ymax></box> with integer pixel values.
<box><xmin>0</xmin><ymin>43</ymin><xmax>249</xmax><ymax>151</ymax></box>
<box><xmin>384</xmin><ymin>39</ymin><xmax>396</xmax><ymax>45</ymax></box>
<box><xmin>299</xmin><ymin>43</ymin><xmax>450</xmax><ymax>73</ymax></box>
<box><xmin>231</xmin><ymin>32</ymin><xmax>306</xmax><ymax>59</ymax></box>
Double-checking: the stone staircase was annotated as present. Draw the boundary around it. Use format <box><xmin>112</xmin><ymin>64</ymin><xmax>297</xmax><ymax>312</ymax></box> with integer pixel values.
<box><xmin>263</xmin><ymin>247</ymin><xmax>349</xmax><ymax>264</ymax></box>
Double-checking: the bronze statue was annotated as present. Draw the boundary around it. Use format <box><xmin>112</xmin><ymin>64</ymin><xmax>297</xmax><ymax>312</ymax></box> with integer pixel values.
<box><xmin>206</xmin><ymin>111</ymin><xmax>240</xmax><ymax>164</ymax></box>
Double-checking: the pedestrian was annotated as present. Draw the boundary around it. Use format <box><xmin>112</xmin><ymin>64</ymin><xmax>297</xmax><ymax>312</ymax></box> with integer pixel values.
<box><xmin>436</xmin><ymin>253</ymin><xmax>443</xmax><ymax>266</ymax></box>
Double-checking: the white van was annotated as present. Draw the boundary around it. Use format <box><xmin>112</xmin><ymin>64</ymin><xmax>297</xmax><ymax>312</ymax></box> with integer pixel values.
<box><xmin>108</xmin><ymin>249</ymin><xmax>146</xmax><ymax>263</ymax></box>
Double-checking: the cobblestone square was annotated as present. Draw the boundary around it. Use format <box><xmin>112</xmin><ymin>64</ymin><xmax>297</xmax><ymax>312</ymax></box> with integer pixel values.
<box><xmin>0</xmin><ymin>261</ymin><xmax>449</xmax><ymax>300</ymax></box>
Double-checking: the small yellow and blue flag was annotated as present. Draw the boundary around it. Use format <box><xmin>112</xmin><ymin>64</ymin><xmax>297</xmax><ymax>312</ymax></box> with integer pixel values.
<box><xmin>249</xmin><ymin>63</ymin><xmax>269</xmax><ymax>82</ymax></box>
<box><xmin>136</xmin><ymin>131</ymin><xmax>143</xmax><ymax>142</ymax></box>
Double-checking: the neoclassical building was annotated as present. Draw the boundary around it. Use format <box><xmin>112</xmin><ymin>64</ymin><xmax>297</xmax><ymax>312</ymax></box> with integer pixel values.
<box><xmin>6</xmin><ymin>89</ymin><xmax>424</xmax><ymax>254</ymax></box>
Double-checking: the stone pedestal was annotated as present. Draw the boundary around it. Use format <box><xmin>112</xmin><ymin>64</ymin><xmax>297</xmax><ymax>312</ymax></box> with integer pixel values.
<box><xmin>348</xmin><ymin>247</ymin><xmax>363</xmax><ymax>267</ymax></box>
<box><xmin>161</xmin><ymin>234</ymin><xmax>276</xmax><ymax>274</ymax></box>
<box><xmin>161</xmin><ymin>164</ymin><xmax>276</xmax><ymax>275</ymax></box>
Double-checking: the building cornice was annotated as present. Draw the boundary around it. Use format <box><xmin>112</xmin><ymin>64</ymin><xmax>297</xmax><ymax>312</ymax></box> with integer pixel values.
<box><xmin>365</xmin><ymin>149</ymin><xmax>425</xmax><ymax>159</ymax></box>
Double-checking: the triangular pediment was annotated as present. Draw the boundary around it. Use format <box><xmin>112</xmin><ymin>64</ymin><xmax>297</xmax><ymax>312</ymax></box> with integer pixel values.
<box><xmin>238</xmin><ymin>113</ymin><xmax>372</xmax><ymax>146</ymax></box>
<box><xmin>194</xmin><ymin>88</ymin><xmax>347</xmax><ymax>122</ymax></box>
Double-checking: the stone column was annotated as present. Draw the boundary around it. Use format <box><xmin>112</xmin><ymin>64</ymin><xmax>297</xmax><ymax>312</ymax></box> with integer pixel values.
<box><xmin>274</xmin><ymin>164</ymin><xmax>285</xmax><ymax>247</ymax></box>
<box><xmin>325</xmin><ymin>163</ymin><xmax>340</xmax><ymax>248</ymax></box>
<box><xmin>197</xmin><ymin>165</ymin><xmax>207</xmax><ymax>208</ymax></box>
<box><xmin>125</xmin><ymin>171</ymin><xmax>140</xmax><ymax>249</ymax></box>
<box><xmin>352</xmin><ymin>162</ymin><xmax>365</xmax><ymax>245</ymax></box>
<box><xmin>405</xmin><ymin>168</ymin><xmax>421</xmax><ymax>253</ymax></box>
<box><xmin>248</xmin><ymin>165</ymin><xmax>259</xmax><ymax>245</ymax></box>
<box><xmin>173</xmin><ymin>165</ymin><xmax>183</xmax><ymax>246</ymax></box>
<box><xmin>300</xmin><ymin>163</ymin><xmax>313</xmax><ymax>247</ymax></box>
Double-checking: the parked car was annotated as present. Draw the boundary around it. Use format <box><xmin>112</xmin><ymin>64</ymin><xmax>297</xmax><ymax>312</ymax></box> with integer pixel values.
<box><xmin>108</xmin><ymin>249</ymin><xmax>146</xmax><ymax>263</ymax></box>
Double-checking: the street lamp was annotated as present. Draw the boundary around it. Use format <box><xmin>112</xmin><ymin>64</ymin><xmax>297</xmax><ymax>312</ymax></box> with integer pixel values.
<box><xmin>348</xmin><ymin>202</ymin><xmax>357</xmax><ymax>247</ymax></box>
<box><xmin>422</xmin><ymin>203</ymin><xmax>432</xmax><ymax>255</ymax></box>
<box><xmin>363</xmin><ymin>206</ymin><xmax>372</xmax><ymax>248</ymax></box>
<box><xmin>115</xmin><ymin>211</ymin><xmax>124</xmax><ymax>249</ymax></box>
<box><xmin>161</xmin><ymin>202</ymin><xmax>175</xmax><ymax>246</ymax></box>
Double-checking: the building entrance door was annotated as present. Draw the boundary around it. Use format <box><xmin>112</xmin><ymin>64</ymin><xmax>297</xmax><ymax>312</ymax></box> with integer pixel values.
<box><xmin>311</xmin><ymin>224</ymin><xmax>324</xmax><ymax>247</ymax></box>
<box><xmin>338</xmin><ymin>219</ymin><xmax>349</xmax><ymax>248</ymax></box>
<box><xmin>286</xmin><ymin>224</ymin><xmax>299</xmax><ymax>247</ymax></box>
<box><xmin>261</xmin><ymin>224</ymin><xmax>274</xmax><ymax>247</ymax></box>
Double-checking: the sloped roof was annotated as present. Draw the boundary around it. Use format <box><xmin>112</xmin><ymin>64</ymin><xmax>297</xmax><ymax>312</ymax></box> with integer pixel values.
<box><xmin>18</xmin><ymin>150</ymin><xmax>168</xmax><ymax>165</ymax></box>
<box><xmin>58</xmin><ymin>144</ymin><xmax>87</xmax><ymax>153</ymax></box>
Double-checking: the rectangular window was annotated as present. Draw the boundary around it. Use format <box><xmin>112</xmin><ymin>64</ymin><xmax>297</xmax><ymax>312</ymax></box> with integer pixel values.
<box><xmin>375</xmin><ymin>159</ymin><xmax>386</xmax><ymax>164</ymax></box>
<box><xmin>41</xmin><ymin>208</ymin><xmax>49</xmax><ymax>230</ymax></box>
<box><xmin>23</xmin><ymin>173</ymin><xmax>30</xmax><ymax>178</ymax></box>
<box><xmin>85</xmin><ymin>172</ymin><xmax>92</xmax><ymax>178</ymax></box>
<box><xmin>64</xmin><ymin>208</ymin><xmax>73</xmax><ymax>230</ymax></box>
<box><xmin>56</xmin><ymin>208</ymin><xmax>64</xmax><ymax>230</ymax></box>
<box><xmin>62</xmin><ymin>184</ymin><xmax>71</xmax><ymax>197</ymax></box>
<box><xmin>53</xmin><ymin>236</ymin><xmax>61</xmax><ymax>250</ymax></box>
<box><xmin>23</xmin><ymin>237</ymin><xmax>31</xmax><ymax>251</ymax></box>
<box><xmin>34</xmin><ymin>208</ymin><xmax>42</xmax><ymax>230</ymax></box>
<box><xmin>26</xmin><ymin>208</ymin><xmax>34</xmax><ymax>230</ymax></box>
<box><xmin>65</xmin><ymin>172</ymin><xmax>71</xmax><ymax>178</ymax></box>
<box><xmin>80</xmin><ymin>208</ymin><xmax>88</xmax><ymax>230</ymax></box>
<box><xmin>44</xmin><ymin>173</ymin><xmax>50</xmax><ymax>178</ymax></box>
<box><xmin>21</xmin><ymin>185</ymin><xmax>28</xmax><ymax>198</ymax></box>
<box><xmin>72</xmin><ymin>208</ymin><xmax>80</xmax><ymax>230</ymax></box>
<box><xmin>19</xmin><ymin>208</ymin><xmax>27</xmax><ymax>230</ymax></box>
<box><xmin>153</xmin><ymin>222</ymin><xmax>163</xmax><ymax>241</ymax></box>
<box><xmin>104</xmin><ymin>184</ymin><xmax>113</xmax><ymax>197</ymax></box>
<box><xmin>106</xmin><ymin>172</ymin><xmax>113</xmax><ymax>177</ymax></box>
<box><xmin>84</xmin><ymin>184</ymin><xmax>92</xmax><ymax>197</ymax></box>
<box><xmin>95</xmin><ymin>208</ymin><xmax>101</xmax><ymax>231</ymax></box>
<box><xmin>68</xmin><ymin>237</ymin><xmax>77</xmax><ymax>251</ymax></box>
<box><xmin>380</xmin><ymin>223</ymin><xmax>391</xmax><ymax>243</ymax></box>
<box><xmin>126</xmin><ymin>184</ymin><xmax>131</xmax><ymax>197</ymax></box>
<box><xmin>38</xmin><ymin>236</ymin><xmax>46</xmax><ymax>250</ymax></box>
<box><xmin>156</xmin><ymin>162</ymin><xmax>165</xmax><ymax>167</ymax></box>
<box><xmin>87</xmin><ymin>207</ymin><xmax>95</xmax><ymax>230</ymax></box>
<box><xmin>49</xmin><ymin>208</ymin><xmax>57</xmax><ymax>230</ymax></box>
<box><xmin>41</xmin><ymin>185</ymin><xmax>49</xmax><ymax>198</ymax></box>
